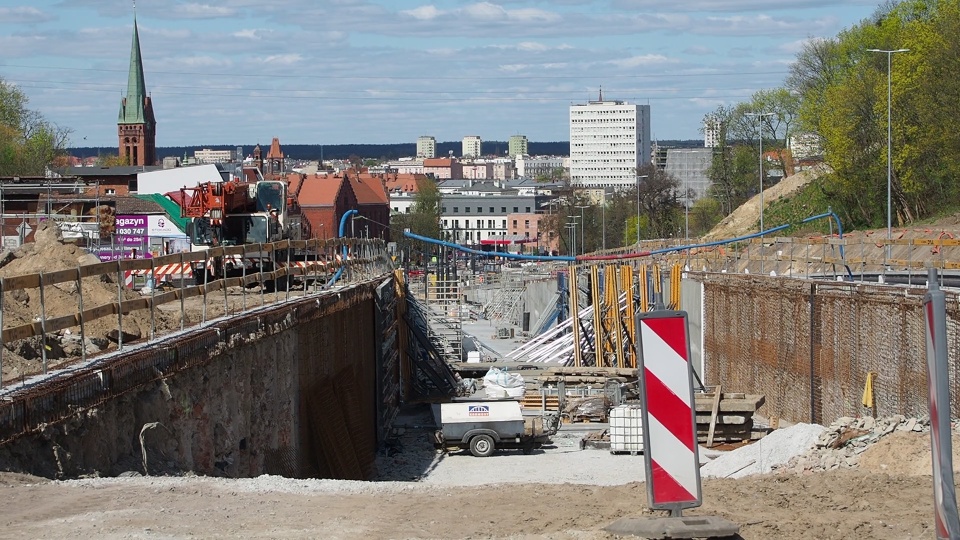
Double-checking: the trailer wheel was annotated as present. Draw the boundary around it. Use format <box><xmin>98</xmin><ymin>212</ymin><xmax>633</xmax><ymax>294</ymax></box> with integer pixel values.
<box><xmin>469</xmin><ymin>434</ymin><xmax>495</xmax><ymax>457</ymax></box>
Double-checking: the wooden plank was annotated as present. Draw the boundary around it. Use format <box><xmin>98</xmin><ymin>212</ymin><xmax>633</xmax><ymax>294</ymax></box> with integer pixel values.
<box><xmin>79</xmin><ymin>261</ymin><xmax>118</xmax><ymax>279</ymax></box>
<box><xmin>152</xmin><ymin>289</ymin><xmax>180</xmax><ymax>306</ymax></box>
<box><xmin>706</xmin><ymin>384</ymin><xmax>721</xmax><ymax>448</ymax></box>
<box><xmin>43</xmin><ymin>268</ymin><xmax>80</xmax><ymax>286</ymax></box>
<box><xmin>120</xmin><ymin>297</ymin><xmax>150</xmax><ymax>314</ymax></box>
<box><xmin>45</xmin><ymin>313</ymin><xmax>80</xmax><ymax>334</ymax></box>
<box><xmin>223</xmin><ymin>245</ymin><xmax>245</xmax><ymax>256</ymax></box>
<box><xmin>2</xmin><ymin>273</ymin><xmax>41</xmax><ymax>290</ymax></box>
<box><xmin>81</xmin><ymin>303</ymin><xmax>118</xmax><ymax>323</ymax></box>
<box><xmin>695</xmin><ymin>414</ymin><xmax>750</xmax><ymax>424</ymax></box>
<box><xmin>150</xmin><ymin>253</ymin><xmax>180</xmax><ymax>267</ymax></box>
<box><xmin>120</xmin><ymin>258</ymin><xmax>153</xmax><ymax>272</ymax></box>
<box><xmin>2</xmin><ymin>322</ymin><xmax>39</xmax><ymax>342</ymax></box>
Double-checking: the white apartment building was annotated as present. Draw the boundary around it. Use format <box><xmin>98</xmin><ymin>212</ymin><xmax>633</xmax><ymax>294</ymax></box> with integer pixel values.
<box><xmin>462</xmin><ymin>136</ymin><xmax>482</xmax><ymax>158</ymax></box>
<box><xmin>569</xmin><ymin>98</ymin><xmax>651</xmax><ymax>189</ymax></box>
<box><xmin>516</xmin><ymin>155</ymin><xmax>566</xmax><ymax>179</ymax></box>
<box><xmin>704</xmin><ymin>117</ymin><xmax>722</xmax><ymax>148</ymax></box>
<box><xmin>194</xmin><ymin>148</ymin><xmax>236</xmax><ymax>164</ymax></box>
<box><xmin>416</xmin><ymin>136</ymin><xmax>436</xmax><ymax>159</ymax></box>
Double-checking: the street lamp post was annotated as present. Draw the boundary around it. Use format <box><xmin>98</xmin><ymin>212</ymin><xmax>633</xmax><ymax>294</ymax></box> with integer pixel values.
<box><xmin>635</xmin><ymin>175</ymin><xmax>648</xmax><ymax>245</ymax></box>
<box><xmin>566</xmin><ymin>217</ymin><xmax>579</xmax><ymax>256</ymax></box>
<box><xmin>575</xmin><ymin>204</ymin><xmax>589</xmax><ymax>255</ymax></box>
<box><xmin>746</xmin><ymin>112</ymin><xmax>774</xmax><ymax>233</ymax></box>
<box><xmin>867</xmin><ymin>47</ymin><xmax>909</xmax><ymax>262</ymax></box>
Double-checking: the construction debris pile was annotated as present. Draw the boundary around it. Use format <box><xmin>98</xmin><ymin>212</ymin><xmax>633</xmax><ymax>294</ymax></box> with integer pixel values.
<box><xmin>700</xmin><ymin>422</ymin><xmax>826</xmax><ymax>478</ymax></box>
<box><xmin>776</xmin><ymin>415</ymin><xmax>930</xmax><ymax>474</ymax></box>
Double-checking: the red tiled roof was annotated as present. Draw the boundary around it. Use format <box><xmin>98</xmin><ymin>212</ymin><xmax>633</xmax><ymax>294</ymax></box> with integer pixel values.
<box><xmin>350</xmin><ymin>173</ymin><xmax>389</xmax><ymax>205</ymax></box>
<box><xmin>423</xmin><ymin>158</ymin><xmax>454</xmax><ymax>167</ymax></box>
<box><xmin>294</xmin><ymin>173</ymin><xmax>345</xmax><ymax>207</ymax></box>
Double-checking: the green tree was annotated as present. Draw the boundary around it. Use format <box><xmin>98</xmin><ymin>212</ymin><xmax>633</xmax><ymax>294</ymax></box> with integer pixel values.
<box><xmin>0</xmin><ymin>77</ymin><xmax>70</xmax><ymax>176</ymax></box>
<box><xmin>391</xmin><ymin>177</ymin><xmax>442</xmax><ymax>262</ymax></box>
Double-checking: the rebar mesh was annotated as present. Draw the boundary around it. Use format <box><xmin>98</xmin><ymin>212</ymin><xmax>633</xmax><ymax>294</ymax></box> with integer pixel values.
<box><xmin>698</xmin><ymin>272</ymin><xmax>955</xmax><ymax>423</ymax></box>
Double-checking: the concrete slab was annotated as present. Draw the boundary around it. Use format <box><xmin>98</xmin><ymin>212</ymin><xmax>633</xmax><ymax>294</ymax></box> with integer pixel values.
<box><xmin>604</xmin><ymin>515</ymin><xmax>740</xmax><ymax>539</ymax></box>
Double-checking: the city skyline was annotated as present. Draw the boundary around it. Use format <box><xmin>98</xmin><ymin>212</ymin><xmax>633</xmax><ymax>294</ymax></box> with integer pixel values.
<box><xmin>2</xmin><ymin>1</ymin><xmax>881</xmax><ymax>148</ymax></box>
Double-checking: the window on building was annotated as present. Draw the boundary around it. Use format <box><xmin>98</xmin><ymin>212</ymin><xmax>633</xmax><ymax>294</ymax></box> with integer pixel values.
<box><xmin>512</xmin><ymin>220</ymin><xmax>518</xmax><ymax>228</ymax></box>
<box><xmin>502</xmin><ymin>219</ymin><xmax>507</xmax><ymax>228</ymax></box>
<box><xmin>105</xmin><ymin>188</ymin><xmax>116</xmax><ymax>195</ymax></box>
<box><xmin>501</xmin><ymin>207</ymin><xmax>506</xmax><ymax>213</ymax></box>
<box><xmin>513</xmin><ymin>207</ymin><xmax>518</xmax><ymax>213</ymax></box>
<box><xmin>465</xmin><ymin>207</ymin><xmax>471</xmax><ymax>213</ymax></box>
<box><xmin>453</xmin><ymin>207</ymin><xmax>459</xmax><ymax>213</ymax></box>
<box><xmin>465</xmin><ymin>220</ymin><xmax>470</xmax><ymax>228</ymax></box>
<box><xmin>524</xmin><ymin>219</ymin><xmax>530</xmax><ymax>229</ymax></box>
<box><xmin>525</xmin><ymin>207</ymin><xmax>531</xmax><ymax>213</ymax></box>
<box><xmin>454</xmin><ymin>219</ymin><xmax>459</xmax><ymax>228</ymax></box>
<box><xmin>489</xmin><ymin>207</ymin><xmax>494</xmax><ymax>213</ymax></box>
<box><xmin>477</xmin><ymin>207</ymin><xmax>482</xmax><ymax>213</ymax></box>
<box><xmin>442</xmin><ymin>206</ymin><xmax>446</xmax><ymax>212</ymax></box>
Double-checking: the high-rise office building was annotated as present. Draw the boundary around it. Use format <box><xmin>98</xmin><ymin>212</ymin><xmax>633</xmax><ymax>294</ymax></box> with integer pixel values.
<box><xmin>416</xmin><ymin>136</ymin><xmax>436</xmax><ymax>159</ymax></box>
<box><xmin>704</xmin><ymin>116</ymin><xmax>722</xmax><ymax>148</ymax></box>
<box><xmin>569</xmin><ymin>96</ymin><xmax>651</xmax><ymax>189</ymax></box>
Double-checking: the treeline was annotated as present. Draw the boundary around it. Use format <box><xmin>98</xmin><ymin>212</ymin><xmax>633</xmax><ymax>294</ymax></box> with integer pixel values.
<box><xmin>69</xmin><ymin>140</ymin><xmax>704</xmax><ymax>162</ymax></box>
<box><xmin>704</xmin><ymin>0</ymin><xmax>960</xmax><ymax>231</ymax></box>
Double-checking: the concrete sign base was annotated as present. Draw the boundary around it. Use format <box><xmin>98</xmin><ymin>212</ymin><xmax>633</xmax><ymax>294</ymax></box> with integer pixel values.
<box><xmin>604</xmin><ymin>515</ymin><xmax>740</xmax><ymax>539</ymax></box>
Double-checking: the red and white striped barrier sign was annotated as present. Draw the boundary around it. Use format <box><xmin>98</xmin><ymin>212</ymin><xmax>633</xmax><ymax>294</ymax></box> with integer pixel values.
<box><xmin>637</xmin><ymin>310</ymin><xmax>702</xmax><ymax>512</ymax></box>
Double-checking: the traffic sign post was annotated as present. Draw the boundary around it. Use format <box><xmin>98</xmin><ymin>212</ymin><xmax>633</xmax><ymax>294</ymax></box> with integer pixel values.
<box><xmin>923</xmin><ymin>268</ymin><xmax>960</xmax><ymax>539</ymax></box>
<box><xmin>606</xmin><ymin>309</ymin><xmax>740</xmax><ymax>538</ymax></box>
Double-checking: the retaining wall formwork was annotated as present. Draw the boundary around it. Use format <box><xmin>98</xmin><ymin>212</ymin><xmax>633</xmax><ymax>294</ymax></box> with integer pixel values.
<box><xmin>696</xmin><ymin>272</ymin><xmax>959</xmax><ymax>424</ymax></box>
<box><xmin>0</xmin><ymin>279</ymin><xmax>396</xmax><ymax>480</ymax></box>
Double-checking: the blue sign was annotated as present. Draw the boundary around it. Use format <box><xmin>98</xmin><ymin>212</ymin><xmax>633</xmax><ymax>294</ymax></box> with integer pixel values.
<box><xmin>468</xmin><ymin>405</ymin><xmax>489</xmax><ymax>417</ymax></box>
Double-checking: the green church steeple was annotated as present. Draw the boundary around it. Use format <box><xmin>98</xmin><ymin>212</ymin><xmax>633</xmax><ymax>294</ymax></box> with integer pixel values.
<box><xmin>118</xmin><ymin>15</ymin><xmax>148</xmax><ymax>124</ymax></box>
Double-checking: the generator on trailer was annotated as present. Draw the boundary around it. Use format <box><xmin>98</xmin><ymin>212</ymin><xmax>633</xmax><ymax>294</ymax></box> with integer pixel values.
<box><xmin>433</xmin><ymin>399</ymin><xmax>560</xmax><ymax>457</ymax></box>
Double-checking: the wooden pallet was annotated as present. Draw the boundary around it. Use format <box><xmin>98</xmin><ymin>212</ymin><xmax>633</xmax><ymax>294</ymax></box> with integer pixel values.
<box><xmin>521</xmin><ymin>392</ymin><xmax>561</xmax><ymax>410</ymax></box>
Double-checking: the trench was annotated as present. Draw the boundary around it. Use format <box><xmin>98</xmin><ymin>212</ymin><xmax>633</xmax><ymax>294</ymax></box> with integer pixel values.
<box><xmin>0</xmin><ymin>278</ymin><xmax>400</xmax><ymax>480</ymax></box>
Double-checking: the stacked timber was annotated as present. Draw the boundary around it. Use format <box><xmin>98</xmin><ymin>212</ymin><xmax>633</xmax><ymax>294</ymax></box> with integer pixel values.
<box><xmin>694</xmin><ymin>391</ymin><xmax>766</xmax><ymax>446</ymax></box>
<box><xmin>536</xmin><ymin>366</ymin><xmax>637</xmax><ymax>385</ymax></box>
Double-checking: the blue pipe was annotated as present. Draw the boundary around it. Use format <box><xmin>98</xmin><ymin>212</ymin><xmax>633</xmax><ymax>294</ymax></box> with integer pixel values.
<box><xmin>404</xmin><ymin>230</ymin><xmax>576</xmax><ymax>262</ymax></box>
<box><xmin>326</xmin><ymin>209</ymin><xmax>358</xmax><ymax>288</ymax></box>
<box><xmin>401</xmin><ymin>210</ymin><xmax>852</xmax><ymax>277</ymax></box>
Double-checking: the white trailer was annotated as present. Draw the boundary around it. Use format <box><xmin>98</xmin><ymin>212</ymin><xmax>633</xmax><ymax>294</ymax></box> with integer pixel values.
<box><xmin>433</xmin><ymin>399</ymin><xmax>560</xmax><ymax>457</ymax></box>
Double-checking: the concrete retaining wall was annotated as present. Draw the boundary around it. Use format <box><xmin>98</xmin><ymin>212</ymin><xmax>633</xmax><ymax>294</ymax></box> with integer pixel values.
<box><xmin>0</xmin><ymin>280</ymin><xmax>389</xmax><ymax>480</ymax></box>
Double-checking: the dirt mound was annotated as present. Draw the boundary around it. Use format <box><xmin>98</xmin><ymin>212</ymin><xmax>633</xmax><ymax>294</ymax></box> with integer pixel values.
<box><xmin>0</xmin><ymin>222</ymin><xmax>178</xmax><ymax>383</ymax></box>
<box><xmin>703</xmin><ymin>163</ymin><xmax>831</xmax><ymax>242</ymax></box>
<box><xmin>858</xmin><ymin>431</ymin><xmax>960</xmax><ymax>476</ymax></box>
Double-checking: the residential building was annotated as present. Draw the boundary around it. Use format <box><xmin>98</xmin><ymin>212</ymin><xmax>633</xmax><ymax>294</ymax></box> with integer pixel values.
<box><xmin>423</xmin><ymin>158</ymin><xmax>462</xmax><ymax>180</ymax></box>
<box><xmin>462</xmin><ymin>136</ymin><xmax>482</xmax><ymax>158</ymax></box>
<box><xmin>194</xmin><ymin>148</ymin><xmax>235</xmax><ymax>164</ymax></box>
<box><xmin>117</xmin><ymin>14</ymin><xmax>156</xmax><ymax>167</ymax></box>
<box><xmin>416</xmin><ymin>136</ymin><xmax>436</xmax><ymax>159</ymax></box>
<box><xmin>664</xmin><ymin>148</ymin><xmax>713</xmax><ymax>206</ymax></box>
<box><xmin>704</xmin><ymin>116</ymin><xmax>722</xmax><ymax>148</ymax></box>
<box><xmin>569</xmin><ymin>95</ymin><xmax>651</xmax><ymax>189</ymax></box>
<box><xmin>462</xmin><ymin>162</ymin><xmax>493</xmax><ymax>180</ymax></box>
<box><xmin>491</xmin><ymin>158</ymin><xmax>515</xmax><ymax>181</ymax></box>
<box><xmin>508</xmin><ymin>135</ymin><xmax>528</xmax><ymax>157</ymax></box>
<box><xmin>516</xmin><ymin>155</ymin><xmax>566</xmax><ymax>180</ymax></box>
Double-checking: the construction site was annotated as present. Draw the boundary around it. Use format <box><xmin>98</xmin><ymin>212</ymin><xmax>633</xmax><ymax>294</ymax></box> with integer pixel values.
<box><xmin>3</xmin><ymin>171</ymin><xmax>960</xmax><ymax>539</ymax></box>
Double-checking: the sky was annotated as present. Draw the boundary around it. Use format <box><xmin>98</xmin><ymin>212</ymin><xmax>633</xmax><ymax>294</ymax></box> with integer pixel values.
<box><xmin>1</xmin><ymin>0</ymin><xmax>883</xmax><ymax>149</ymax></box>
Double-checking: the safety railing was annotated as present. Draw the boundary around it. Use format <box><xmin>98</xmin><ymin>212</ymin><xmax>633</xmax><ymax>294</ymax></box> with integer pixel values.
<box><xmin>0</xmin><ymin>237</ymin><xmax>394</xmax><ymax>388</ymax></box>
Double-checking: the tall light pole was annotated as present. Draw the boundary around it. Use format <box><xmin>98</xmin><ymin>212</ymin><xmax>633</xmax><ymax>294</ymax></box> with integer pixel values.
<box><xmin>683</xmin><ymin>179</ymin><xmax>689</xmax><ymax>242</ymax></box>
<box><xmin>635</xmin><ymin>174</ymin><xmax>648</xmax><ymax>245</ymax></box>
<box><xmin>867</xmin><ymin>47</ymin><xmax>909</xmax><ymax>261</ymax></box>
<box><xmin>746</xmin><ymin>112</ymin><xmax>774</xmax><ymax>233</ymax></box>
<box><xmin>575</xmin><ymin>204</ymin><xmax>589</xmax><ymax>255</ymax></box>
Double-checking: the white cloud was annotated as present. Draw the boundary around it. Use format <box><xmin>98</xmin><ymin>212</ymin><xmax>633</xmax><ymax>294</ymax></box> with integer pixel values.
<box><xmin>0</xmin><ymin>6</ymin><xmax>55</xmax><ymax>24</ymax></box>
<box><xmin>232</xmin><ymin>29</ymin><xmax>262</xmax><ymax>40</ymax></box>
<box><xmin>168</xmin><ymin>4</ymin><xmax>237</xmax><ymax>19</ymax></box>
<box><xmin>607</xmin><ymin>54</ymin><xmax>677</xmax><ymax>68</ymax></box>
<box><xmin>257</xmin><ymin>53</ymin><xmax>304</xmax><ymax>65</ymax></box>
<box><xmin>402</xmin><ymin>5</ymin><xmax>444</xmax><ymax>20</ymax></box>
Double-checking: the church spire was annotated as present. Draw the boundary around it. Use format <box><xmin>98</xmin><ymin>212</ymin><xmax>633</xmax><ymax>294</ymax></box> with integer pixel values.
<box><xmin>118</xmin><ymin>14</ymin><xmax>147</xmax><ymax>124</ymax></box>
